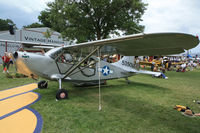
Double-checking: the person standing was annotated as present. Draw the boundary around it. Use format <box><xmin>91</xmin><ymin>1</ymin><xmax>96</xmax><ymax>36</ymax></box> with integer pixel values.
<box><xmin>2</xmin><ymin>52</ymin><xmax>10</xmax><ymax>73</ymax></box>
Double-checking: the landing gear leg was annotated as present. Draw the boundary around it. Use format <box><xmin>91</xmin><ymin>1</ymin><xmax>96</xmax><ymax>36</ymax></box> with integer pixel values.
<box><xmin>56</xmin><ymin>79</ymin><xmax>68</xmax><ymax>100</ymax></box>
<box><xmin>59</xmin><ymin>78</ymin><xmax>62</xmax><ymax>90</ymax></box>
<box><xmin>125</xmin><ymin>77</ymin><xmax>130</xmax><ymax>84</ymax></box>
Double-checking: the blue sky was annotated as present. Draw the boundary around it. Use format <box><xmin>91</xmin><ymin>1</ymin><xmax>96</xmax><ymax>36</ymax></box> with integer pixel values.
<box><xmin>0</xmin><ymin>0</ymin><xmax>199</xmax><ymax>54</ymax></box>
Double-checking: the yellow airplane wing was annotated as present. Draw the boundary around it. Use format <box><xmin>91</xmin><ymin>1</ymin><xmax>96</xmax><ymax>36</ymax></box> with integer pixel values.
<box><xmin>140</xmin><ymin>60</ymin><xmax>161</xmax><ymax>66</ymax></box>
<box><xmin>140</xmin><ymin>61</ymin><xmax>161</xmax><ymax>66</ymax></box>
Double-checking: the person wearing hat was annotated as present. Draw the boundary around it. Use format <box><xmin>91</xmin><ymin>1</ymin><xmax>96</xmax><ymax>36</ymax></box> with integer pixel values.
<box><xmin>2</xmin><ymin>52</ymin><xmax>10</xmax><ymax>73</ymax></box>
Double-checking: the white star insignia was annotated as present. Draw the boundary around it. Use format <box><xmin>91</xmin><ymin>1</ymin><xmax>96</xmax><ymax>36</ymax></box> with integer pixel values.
<box><xmin>103</xmin><ymin>66</ymin><xmax>109</xmax><ymax>75</ymax></box>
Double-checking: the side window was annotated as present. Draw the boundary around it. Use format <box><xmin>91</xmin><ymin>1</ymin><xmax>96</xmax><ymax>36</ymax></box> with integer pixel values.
<box><xmin>80</xmin><ymin>57</ymin><xmax>97</xmax><ymax>77</ymax></box>
<box><xmin>83</xmin><ymin>58</ymin><xmax>96</xmax><ymax>68</ymax></box>
<box><xmin>57</xmin><ymin>55</ymin><xmax>67</xmax><ymax>63</ymax></box>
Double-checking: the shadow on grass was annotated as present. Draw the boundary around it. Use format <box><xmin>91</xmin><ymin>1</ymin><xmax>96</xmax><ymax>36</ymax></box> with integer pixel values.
<box><xmin>34</xmin><ymin>77</ymin><xmax>171</xmax><ymax>103</ymax></box>
<box><xmin>62</xmin><ymin>79</ymin><xmax>171</xmax><ymax>101</ymax></box>
<box><xmin>116</xmin><ymin>80</ymin><xmax>170</xmax><ymax>90</ymax></box>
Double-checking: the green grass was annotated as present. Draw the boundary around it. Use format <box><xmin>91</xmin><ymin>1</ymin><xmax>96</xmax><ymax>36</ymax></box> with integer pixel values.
<box><xmin>1</xmin><ymin>64</ymin><xmax>200</xmax><ymax>133</ymax></box>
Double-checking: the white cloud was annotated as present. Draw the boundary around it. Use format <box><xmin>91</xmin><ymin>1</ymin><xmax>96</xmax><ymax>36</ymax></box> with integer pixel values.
<box><xmin>0</xmin><ymin>0</ymin><xmax>53</xmax><ymax>28</ymax></box>
<box><xmin>141</xmin><ymin>0</ymin><xmax>200</xmax><ymax>35</ymax></box>
<box><xmin>0</xmin><ymin>0</ymin><xmax>52</xmax><ymax>13</ymax></box>
<box><xmin>141</xmin><ymin>0</ymin><xmax>200</xmax><ymax>53</ymax></box>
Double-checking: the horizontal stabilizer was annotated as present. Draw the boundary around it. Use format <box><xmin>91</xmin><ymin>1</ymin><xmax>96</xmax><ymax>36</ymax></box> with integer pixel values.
<box><xmin>131</xmin><ymin>69</ymin><xmax>162</xmax><ymax>77</ymax></box>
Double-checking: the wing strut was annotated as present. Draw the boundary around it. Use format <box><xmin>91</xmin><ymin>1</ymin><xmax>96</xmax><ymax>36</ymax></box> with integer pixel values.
<box><xmin>62</xmin><ymin>46</ymin><xmax>101</xmax><ymax>80</ymax></box>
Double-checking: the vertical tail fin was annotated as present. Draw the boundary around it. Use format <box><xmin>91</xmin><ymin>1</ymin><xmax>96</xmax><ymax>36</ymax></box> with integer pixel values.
<box><xmin>111</xmin><ymin>56</ymin><xmax>136</xmax><ymax>71</ymax></box>
<box><xmin>111</xmin><ymin>56</ymin><xmax>166</xmax><ymax>79</ymax></box>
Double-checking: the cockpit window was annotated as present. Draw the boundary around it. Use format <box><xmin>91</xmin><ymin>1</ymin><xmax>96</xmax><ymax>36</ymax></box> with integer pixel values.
<box><xmin>48</xmin><ymin>47</ymin><xmax>97</xmax><ymax>76</ymax></box>
<box><xmin>82</xmin><ymin>58</ymin><xmax>97</xmax><ymax>68</ymax></box>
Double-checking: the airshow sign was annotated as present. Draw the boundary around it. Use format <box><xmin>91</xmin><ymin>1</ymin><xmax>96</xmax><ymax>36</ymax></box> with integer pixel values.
<box><xmin>20</xmin><ymin>28</ymin><xmax>68</xmax><ymax>45</ymax></box>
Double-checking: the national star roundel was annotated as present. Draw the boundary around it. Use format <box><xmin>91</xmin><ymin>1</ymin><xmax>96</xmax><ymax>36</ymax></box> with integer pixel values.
<box><xmin>102</xmin><ymin>66</ymin><xmax>110</xmax><ymax>76</ymax></box>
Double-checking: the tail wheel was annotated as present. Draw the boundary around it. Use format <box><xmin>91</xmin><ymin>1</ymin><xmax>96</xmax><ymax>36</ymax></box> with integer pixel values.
<box><xmin>56</xmin><ymin>89</ymin><xmax>68</xmax><ymax>100</ymax></box>
<box><xmin>38</xmin><ymin>80</ymin><xmax>48</xmax><ymax>89</ymax></box>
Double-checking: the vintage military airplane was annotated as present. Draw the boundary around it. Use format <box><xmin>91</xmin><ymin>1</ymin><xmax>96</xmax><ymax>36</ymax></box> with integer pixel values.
<box><xmin>0</xmin><ymin>32</ymin><xmax>199</xmax><ymax>100</ymax></box>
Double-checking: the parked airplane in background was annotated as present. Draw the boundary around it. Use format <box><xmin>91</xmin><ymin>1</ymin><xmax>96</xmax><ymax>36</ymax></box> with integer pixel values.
<box><xmin>0</xmin><ymin>32</ymin><xmax>199</xmax><ymax>100</ymax></box>
<box><xmin>187</xmin><ymin>54</ymin><xmax>200</xmax><ymax>61</ymax></box>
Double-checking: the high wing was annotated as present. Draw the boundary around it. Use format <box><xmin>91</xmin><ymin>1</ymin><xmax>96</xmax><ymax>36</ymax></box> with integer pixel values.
<box><xmin>1</xmin><ymin>32</ymin><xmax>199</xmax><ymax>56</ymax></box>
<box><xmin>63</xmin><ymin>32</ymin><xmax>199</xmax><ymax>56</ymax></box>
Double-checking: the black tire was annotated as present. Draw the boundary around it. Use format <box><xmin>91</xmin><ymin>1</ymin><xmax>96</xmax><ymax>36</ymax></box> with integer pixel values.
<box><xmin>38</xmin><ymin>80</ymin><xmax>48</xmax><ymax>89</ymax></box>
<box><xmin>56</xmin><ymin>89</ymin><xmax>68</xmax><ymax>100</ymax></box>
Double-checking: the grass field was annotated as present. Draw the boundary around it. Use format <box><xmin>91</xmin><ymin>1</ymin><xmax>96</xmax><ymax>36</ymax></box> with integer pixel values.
<box><xmin>1</xmin><ymin>65</ymin><xmax>200</xmax><ymax>133</ymax></box>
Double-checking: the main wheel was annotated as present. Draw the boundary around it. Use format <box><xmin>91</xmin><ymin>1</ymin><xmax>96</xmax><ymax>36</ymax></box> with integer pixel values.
<box><xmin>56</xmin><ymin>89</ymin><xmax>68</xmax><ymax>100</ymax></box>
<box><xmin>38</xmin><ymin>80</ymin><xmax>48</xmax><ymax>89</ymax></box>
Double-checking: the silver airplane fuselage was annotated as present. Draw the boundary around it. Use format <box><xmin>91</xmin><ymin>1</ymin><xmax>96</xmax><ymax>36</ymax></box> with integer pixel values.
<box><xmin>14</xmin><ymin>51</ymin><xmax>135</xmax><ymax>84</ymax></box>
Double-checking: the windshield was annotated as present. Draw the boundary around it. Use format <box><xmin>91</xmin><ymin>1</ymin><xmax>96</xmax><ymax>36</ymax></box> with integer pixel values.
<box><xmin>46</xmin><ymin>47</ymin><xmax>63</xmax><ymax>59</ymax></box>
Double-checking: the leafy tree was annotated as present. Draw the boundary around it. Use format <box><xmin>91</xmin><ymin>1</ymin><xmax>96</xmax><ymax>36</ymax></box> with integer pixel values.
<box><xmin>0</xmin><ymin>18</ymin><xmax>16</xmax><ymax>31</ymax></box>
<box><xmin>43</xmin><ymin>29</ymin><xmax>53</xmax><ymax>38</ymax></box>
<box><xmin>39</xmin><ymin>0</ymin><xmax>147</xmax><ymax>43</ymax></box>
<box><xmin>23</xmin><ymin>22</ymin><xmax>44</xmax><ymax>28</ymax></box>
<box><xmin>38</xmin><ymin>11</ymin><xmax>52</xmax><ymax>28</ymax></box>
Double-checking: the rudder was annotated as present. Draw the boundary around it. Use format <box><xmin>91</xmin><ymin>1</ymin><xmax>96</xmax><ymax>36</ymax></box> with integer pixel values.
<box><xmin>111</xmin><ymin>56</ymin><xmax>136</xmax><ymax>71</ymax></box>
